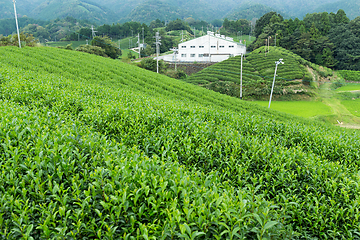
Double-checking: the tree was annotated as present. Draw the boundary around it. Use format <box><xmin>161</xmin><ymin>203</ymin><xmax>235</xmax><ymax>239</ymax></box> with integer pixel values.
<box><xmin>141</xmin><ymin>44</ymin><xmax>154</xmax><ymax>58</ymax></box>
<box><xmin>254</xmin><ymin>12</ymin><xmax>283</xmax><ymax>38</ymax></box>
<box><xmin>165</xmin><ymin>19</ymin><xmax>191</xmax><ymax>32</ymax></box>
<box><xmin>335</xmin><ymin>9</ymin><xmax>350</xmax><ymax>24</ymax></box>
<box><xmin>0</xmin><ymin>32</ymin><xmax>37</xmax><ymax>47</ymax></box>
<box><xmin>76</xmin><ymin>45</ymin><xmax>108</xmax><ymax>57</ymax></box>
<box><xmin>91</xmin><ymin>36</ymin><xmax>121</xmax><ymax>59</ymax></box>
<box><xmin>349</xmin><ymin>17</ymin><xmax>360</xmax><ymax>38</ymax></box>
<box><xmin>138</xmin><ymin>58</ymin><xmax>166</xmax><ymax>73</ymax></box>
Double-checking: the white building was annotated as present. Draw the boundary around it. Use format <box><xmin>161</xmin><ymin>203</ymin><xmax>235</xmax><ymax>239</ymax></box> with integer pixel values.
<box><xmin>175</xmin><ymin>31</ymin><xmax>246</xmax><ymax>62</ymax></box>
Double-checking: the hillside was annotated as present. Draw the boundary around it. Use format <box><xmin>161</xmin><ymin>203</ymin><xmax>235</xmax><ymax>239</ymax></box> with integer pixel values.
<box><xmin>1</xmin><ymin>0</ymin><xmax>352</xmax><ymax>25</ymax></box>
<box><xmin>315</xmin><ymin>0</ymin><xmax>360</xmax><ymax>20</ymax></box>
<box><xmin>0</xmin><ymin>46</ymin><xmax>360</xmax><ymax>239</ymax></box>
<box><xmin>29</xmin><ymin>0</ymin><xmax>117</xmax><ymax>24</ymax></box>
<box><xmin>225</xmin><ymin>3</ymin><xmax>287</xmax><ymax>21</ymax></box>
<box><xmin>123</xmin><ymin>0</ymin><xmax>192</xmax><ymax>23</ymax></box>
<box><xmin>0</xmin><ymin>17</ymin><xmax>49</xmax><ymax>36</ymax></box>
<box><xmin>186</xmin><ymin>46</ymin><xmax>333</xmax><ymax>100</ymax></box>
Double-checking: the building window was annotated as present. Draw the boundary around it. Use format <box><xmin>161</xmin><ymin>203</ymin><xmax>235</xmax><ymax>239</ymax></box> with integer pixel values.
<box><xmin>199</xmin><ymin>54</ymin><xmax>203</xmax><ymax>57</ymax></box>
<box><xmin>219</xmin><ymin>46</ymin><xmax>225</xmax><ymax>48</ymax></box>
<box><xmin>199</xmin><ymin>46</ymin><xmax>204</xmax><ymax>48</ymax></box>
<box><xmin>181</xmin><ymin>54</ymin><xmax>186</xmax><ymax>57</ymax></box>
<box><xmin>211</xmin><ymin>46</ymin><xmax>216</xmax><ymax>48</ymax></box>
<box><xmin>181</xmin><ymin>46</ymin><xmax>186</xmax><ymax>48</ymax></box>
<box><xmin>203</xmin><ymin>54</ymin><xmax>209</xmax><ymax>57</ymax></box>
<box><xmin>229</xmin><ymin>45</ymin><xmax>234</xmax><ymax>48</ymax></box>
<box><xmin>190</xmin><ymin>46</ymin><xmax>195</xmax><ymax>48</ymax></box>
<box><xmin>190</xmin><ymin>54</ymin><xmax>195</xmax><ymax>57</ymax></box>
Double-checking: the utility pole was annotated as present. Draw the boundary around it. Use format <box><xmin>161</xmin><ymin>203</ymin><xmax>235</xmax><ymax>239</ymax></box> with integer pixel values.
<box><xmin>91</xmin><ymin>25</ymin><xmax>97</xmax><ymax>39</ymax></box>
<box><xmin>240</xmin><ymin>53</ymin><xmax>243</xmax><ymax>99</ymax></box>
<box><xmin>268</xmin><ymin>59</ymin><xmax>284</xmax><ymax>108</ymax></box>
<box><xmin>171</xmin><ymin>47</ymin><xmax>178</xmax><ymax>70</ymax></box>
<box><xmin>249</xmin><ymin>22</ymin><xmax>252</xmax><ymax>42</ymax></box>
<box><xmin>194</xmin><ymin>27</ymin><xmax>196</xmax><ymax>38</ymax></box>
<box><xmin>154</xmin><ymin>32</ymin><xmax>161</xmax><ymax>73</ymax></box>
<box><xmin>181</xmin><ymin>30</ymin><xmax>184</xmax><ymax>42</ymax></box>
<box><xmin>142</xmin><ymin>27</ymin><xmax>144</xmax><ymax>44</ymax></box>
<box><xmin>138</xmin><ymin>33</ymin><xmax>141</xmax><ymax>58</ymax></box>
<box><xmin>12</xmin><ymin>0</ymin><xmax>21</xmax><ymax>48</ymax></box>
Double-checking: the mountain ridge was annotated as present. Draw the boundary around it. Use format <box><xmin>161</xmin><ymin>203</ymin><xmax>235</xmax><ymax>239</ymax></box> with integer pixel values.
<box><xmin>0</xmin><ymin>0</ymin><xmax>356</xmax><ymax>25</ymax></box>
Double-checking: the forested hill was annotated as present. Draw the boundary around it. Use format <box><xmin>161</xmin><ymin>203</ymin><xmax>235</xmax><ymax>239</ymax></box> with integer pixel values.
<box><xmin>224</xmin><ymin>3</ymin><xmax>288</xmax><ymax>21</ymax></box>
<box><xmin>0</xmin><ymin>0</ymin><xmax>355</xmax><ymax>25</ymax></box>
<box><xmin>251</xmin><ymin>10</ymin><xmax>360</xmax><ymax>71</ymax></box>
<box><xmin>315</xmin><ymin>0</ymin><xmax>360</xmax><ymax>20</ymax></box>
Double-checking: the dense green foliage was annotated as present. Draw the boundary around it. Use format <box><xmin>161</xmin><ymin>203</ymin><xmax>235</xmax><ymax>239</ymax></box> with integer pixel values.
<box><xmin>186</xmin><ymin>47</ymin><xmax>332</xmax><ymax>99</ymax></box>
<box><xmin>315</xmin><ymin>0</ymin><xmax>360</xmax><ymax>20</ymax></box>
<box><xmin>222</xmin><ymin>18</ymin><xmax>251</xmax><ymax>36</ymax></box>
<box><xmin>251</xmin><ymin>10</ymin><xmax>360</xmax><ymax>71</ymax></box>
<box><xmin>0</xmin><ymin>32</ymin><xmax>38</xmax><ymax>47</ymax></box>
<box><xmin>75</xmin><ymin>44</ymin><xmax>109</xmax><ymax>58</ymax></box>
<box><xmin>225</xmin><ymin>3</ymin><xmax>287</xmax><ymax>21</ymax></box>
<box><xmin>338</xmin><ymin>70</ymin><xmax>360</xmax><ymax>82</ymax></box>
<box><xmin>91</xmin><ymin>36</ymin><xmax>121</xmax><ymax>59</ymax></box>
<box><xmin>9</xmin><ymin>16</ymin><xmax>94</xmax><ymax>42</ymax></box>
<box><xmin>165</xmin><ymin>19</ymin><xmax>193</xmax><ymax>33</ymax></box>
<box><xmin>0</xmin><ymin>17</ymin><xmax>48</xmax><ymax>36</ymax></box>
<box><xmin>0</xmin><ymin>47</ymin><xmax>360</xmax><ymax>239</ymax></box>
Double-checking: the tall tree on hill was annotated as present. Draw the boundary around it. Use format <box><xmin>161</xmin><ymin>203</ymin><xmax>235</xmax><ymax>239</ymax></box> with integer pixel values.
<box><xmin>91</xmin><ymin>36</ymin><xmax>121</xmax><ymax>59</ymax></box>
<box><xmin>254</xmin><ymin>12</ymin><xmax>283</xmax><ymax>38</ymax></box>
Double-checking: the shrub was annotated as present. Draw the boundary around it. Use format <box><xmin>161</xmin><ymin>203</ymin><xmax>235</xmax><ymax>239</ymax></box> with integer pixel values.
<box><xmin>76</xmin><ymin>45</ymin><xmax>108</xmax><ymax>57</ymax></box>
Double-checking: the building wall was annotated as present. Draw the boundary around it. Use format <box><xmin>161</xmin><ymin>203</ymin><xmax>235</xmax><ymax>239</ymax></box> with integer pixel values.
<box><xmin>177</xmin><ymin>34</ymin><xmax>246</xmax><ymax>62</ymax></box>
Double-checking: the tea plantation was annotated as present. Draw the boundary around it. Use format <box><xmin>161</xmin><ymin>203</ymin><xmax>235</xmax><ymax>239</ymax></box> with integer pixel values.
<box><xmin>0</xmin><ymin>46</ymin><xmax>360</xmax><ymax>239</ymax></box>
<box><xmin>186</xmin><ymin>47</ymin><xmax>333</xmax><ymax>99</ymax></box>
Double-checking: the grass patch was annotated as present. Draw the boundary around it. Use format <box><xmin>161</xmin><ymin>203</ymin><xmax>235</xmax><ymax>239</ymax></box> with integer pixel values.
<box><xmin>252</xmin><ymin>100</ymin><xmax>333</xmax><ymax>118</ymax></box>
<box><xmin>335</xmin><ymin>83</ymin><xmax>360</xmax><ymax>92</ymax></box>
<box><xmin>341</xmin><ymin>99</ymin><xmax>360</xmax><ymax>117</ymax></box>
<box><xmin>119</xmin><ymin>49</ymin><xmax>139</xmax><ymax>59</ymax></box>
<box><xmin>46</xmin><ymin>40</ymin><xmax>88</xmax><ymax>49</ymax></box>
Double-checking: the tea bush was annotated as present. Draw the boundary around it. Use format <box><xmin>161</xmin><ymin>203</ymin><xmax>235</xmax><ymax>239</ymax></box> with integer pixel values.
<box><xmin>0</xmin><ymin>46</ymin><xmax>360</xmax><ymax>239</ymax></box>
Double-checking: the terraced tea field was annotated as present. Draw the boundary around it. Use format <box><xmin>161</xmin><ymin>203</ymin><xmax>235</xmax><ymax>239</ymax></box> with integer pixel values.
<box><xmin>0</xmin><ymin>46</ymin><xmax>360</xmax><ymax>239</ymax></box>
<box><xmin>186</xmin><ymin>46</ymin><xmax>333</xmax><ymax>99</ymax></box>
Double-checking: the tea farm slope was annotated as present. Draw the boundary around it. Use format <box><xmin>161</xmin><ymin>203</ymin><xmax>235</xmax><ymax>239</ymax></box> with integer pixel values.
<box><xmin>186</xmin><ymin>46</ymin><xmax>333</xmax><ymax>99</ymax></box>
<box><xmin>0</xmin><ymin>46</ymin><xmax>360</xmax><ymax>239</ymax></box>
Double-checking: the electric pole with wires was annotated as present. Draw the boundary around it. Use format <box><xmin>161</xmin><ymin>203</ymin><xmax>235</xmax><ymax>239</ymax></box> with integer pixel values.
<box><xmin>240</xmin><ymin>53</ymin><xmax>243</xmax><ymax>99</ymax></box>
<box><xmin>137</xmin><ymin>33</ymin><xmax>141</xmax><ymax>58</ymax></box>
<box><xmin>154</xmin><ymin>32</ymin><xmax>161</xmax><ymax>73</ymax></box>
<box><xmin>12</xmin><ymin>0</ymin><xmax>21</xmax><ymax>48</ymax></box>
<box><xmin>91</xmin><ymin>25</ymin><xmax>97</xmax><ymax>39</ymax></box>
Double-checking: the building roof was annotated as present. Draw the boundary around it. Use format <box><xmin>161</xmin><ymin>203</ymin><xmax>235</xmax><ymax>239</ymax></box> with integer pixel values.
<box><xmin>178</xmin><ymin>32</ymin><xmax>245</xmax><ymax>46</ymax></box>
